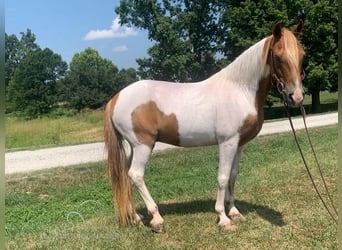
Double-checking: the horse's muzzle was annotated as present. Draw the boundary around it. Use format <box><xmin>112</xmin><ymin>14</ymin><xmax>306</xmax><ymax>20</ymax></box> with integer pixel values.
<box><xmin>288</xmin><ymin>88</ymin><xmax>304</xmax><ymax>107</ymax></box>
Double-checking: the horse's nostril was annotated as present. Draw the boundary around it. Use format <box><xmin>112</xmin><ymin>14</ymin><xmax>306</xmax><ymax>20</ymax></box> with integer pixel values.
<box><xmin>289</xmin><ymin>93</ymin><xmax>294</xmax><ymax>102</ymax></box>
<box><xmin>288</xmin><ymin>91</ymin><xmax>304</xmax><ymax>106</ymax></box>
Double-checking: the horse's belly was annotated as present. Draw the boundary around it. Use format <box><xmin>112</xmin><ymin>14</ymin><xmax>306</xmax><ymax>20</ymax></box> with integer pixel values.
<box><xmin>176</xmin><ymin>111</ymin><xmax>217</xmax><ymax>147</ymax></box>
<box><xmin>178</xmin><ymin>131</ymin><xmax>217</xmax><ymax>147</ymax></box>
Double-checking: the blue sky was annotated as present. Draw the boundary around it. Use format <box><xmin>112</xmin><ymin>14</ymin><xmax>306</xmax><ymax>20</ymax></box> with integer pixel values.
<box><xmin>5</xmin><ymin>0</ymin><xmax>153</xmax><ymax>69</ymax></box>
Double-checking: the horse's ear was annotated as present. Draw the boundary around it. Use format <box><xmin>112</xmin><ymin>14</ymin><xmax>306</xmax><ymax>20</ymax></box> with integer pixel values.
<box><xmin>272</xmin><ymin>22</ymin><xmax>282</xmax><ymax>41</ymax></box>
<box><xmin>293</xmin><ymin>19</ymin><xmax>304</xmax><ymax>37</ymax></box>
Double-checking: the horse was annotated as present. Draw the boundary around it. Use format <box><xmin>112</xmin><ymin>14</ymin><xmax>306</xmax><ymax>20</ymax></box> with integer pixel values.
<box><xmin>104</xmin><ymin>21</ymin><xmax>305</xmax><ymax>232</ymax></box>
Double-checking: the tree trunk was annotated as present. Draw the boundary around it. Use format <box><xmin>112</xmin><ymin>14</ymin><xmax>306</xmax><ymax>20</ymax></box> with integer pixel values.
<box><xmin>311</xmin><ymin>89</ymin><xmax>321</xmax><ymax>113</ymax></box>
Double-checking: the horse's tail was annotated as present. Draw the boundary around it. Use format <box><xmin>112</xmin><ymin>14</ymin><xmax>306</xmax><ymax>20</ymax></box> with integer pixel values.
<box><xmin>104</xmin><ymin>95</ymin><xmax>135</xmax><ymax>226</ymax></box>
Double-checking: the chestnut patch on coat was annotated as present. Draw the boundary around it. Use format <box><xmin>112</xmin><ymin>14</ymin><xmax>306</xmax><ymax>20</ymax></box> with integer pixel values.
<box><xmin>239</xmin><ymin>114</ymin><xmax>258</xmax><ymax>146</ymax></box>
<box><xmin>131</xmin><ymin>101</ymin><xmax>180</xmax><ymax>147</ymax></box>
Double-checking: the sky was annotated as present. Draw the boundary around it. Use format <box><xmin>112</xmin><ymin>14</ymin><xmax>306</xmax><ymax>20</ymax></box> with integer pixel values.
<box><xmin>5</xmin><ymin>0</ymin><xmax>153</xmax><ymax>69</ymax></box>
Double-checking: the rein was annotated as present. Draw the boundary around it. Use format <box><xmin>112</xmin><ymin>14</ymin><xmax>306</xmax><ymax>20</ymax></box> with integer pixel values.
<box><xmin>269</xmin><ymin>38</ymin><xmax>337</xmax><ymax>224</ymax></box>
<box><xmin>284</xmin><ymin>104</ymin><xmax>338</xmax><ymax>224</ymax></box>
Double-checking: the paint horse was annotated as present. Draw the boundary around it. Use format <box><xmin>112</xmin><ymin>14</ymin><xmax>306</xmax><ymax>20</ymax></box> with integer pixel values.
<box><xmin>104</xmin><ymin>21</ymin><xmax>305</xmax><ymax>232</ymax></box>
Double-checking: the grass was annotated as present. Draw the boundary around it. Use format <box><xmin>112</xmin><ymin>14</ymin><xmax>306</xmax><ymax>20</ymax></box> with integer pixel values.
<box><xmin>5</xmin><ymin>110</ymin><xmax>103</xmax><ymax>151</ymax></box>
<box><xmin>5</xmin><ymin>125</ymin><xmax>337</xmax><ymax>249</ymax></box>
<box><xmin>5</xmin><ymin>91</ymin><xmax>338</xmax><ymax>151</ymax></box>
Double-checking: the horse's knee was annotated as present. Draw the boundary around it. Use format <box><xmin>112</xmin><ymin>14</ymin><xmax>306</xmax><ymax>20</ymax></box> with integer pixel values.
<box><xmin>217</xmin><ymin>174</ymin><xmax>229</xmax><ymax>189</ymax></box>
<box><xmin>128</xmin><ymin>168</ymin><xmax>144</xmax><ymax>187</ymax></box>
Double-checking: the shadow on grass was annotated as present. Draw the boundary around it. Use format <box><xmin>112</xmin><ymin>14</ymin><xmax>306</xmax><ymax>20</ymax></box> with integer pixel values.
<box><xmin>137</xmin><ymin>199</ymin><xmax>285</xmax><ymax>227</ymax></box>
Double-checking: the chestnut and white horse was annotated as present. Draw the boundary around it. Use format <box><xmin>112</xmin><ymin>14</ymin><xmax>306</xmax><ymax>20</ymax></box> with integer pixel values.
<box><xmin>104</xmin><ymin>21</ymin><xmax>305</xmax><ymax>232</ymax></box>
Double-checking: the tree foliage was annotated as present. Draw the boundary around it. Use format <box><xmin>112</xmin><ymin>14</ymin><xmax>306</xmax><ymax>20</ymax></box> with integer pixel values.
<box><xmin>218</xmin><ymin>0</ymin><xmax>289</xmax><ymax>60</ymax></box>
<box><xmin>116</xmin><ymin>68</ymin><xmax>139</xmax><ymax>90</ymax></box>
<box><xmin>299</xmin><ymin>0</ymin><xmax>338</xmax><ymax>112</ymax></box>
<box><xmin>58</xmin><ymin>48</ymin><xmax>137</xmax><ymax>111</ymax></box>
<box><xmin>5</xmin><ymin>33</ymin><xmax>20</xmax><ymax>88</ymax></box>
<box><xmin>5</xmin><ymin>29</ymin><xmax>40</xmax><ymax>88</ymax></box>
<box><xmin>7</xmin><ymin>48</ymin><xmax>67</xmax><ymax>117</ymax></box>
<box><xmin>116</xmin><ymin>0</ymin><xmax>223</xmax><ymax>82</ymax></box>
<box><xmin>6</xmin><ymin>29</ymin><xmax>138</xmax><ymax>118</ymax></box>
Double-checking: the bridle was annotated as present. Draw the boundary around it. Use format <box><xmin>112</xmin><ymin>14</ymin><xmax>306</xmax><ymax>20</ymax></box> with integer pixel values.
<box><xmin>269</xmin><ymin>37</ymin><xmax>338</xmax><ymax>224</ymax></box>
<box><xmin>269</xmin><ymin>37</ymin><xmax>306</xmax><ymax>101</ymax></box>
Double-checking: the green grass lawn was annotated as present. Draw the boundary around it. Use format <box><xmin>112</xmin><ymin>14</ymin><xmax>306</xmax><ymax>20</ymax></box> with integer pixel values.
<box><xmin>5</xmin><ymin>110</ymin><xmax>103</xmax><ymax>151</ymax></box>
<box><xmin>5</xmin><ymin>91</ymin><xmax>337</xmax><ymax>151</ymax></box>
<box><xmin>5</xmin><ymin>125</ymin><xmax>337</xmax><ymax>249</ymax></box>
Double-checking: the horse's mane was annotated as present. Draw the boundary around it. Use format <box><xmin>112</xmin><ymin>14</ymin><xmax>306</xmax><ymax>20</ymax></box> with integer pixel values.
<box><xmin>210</xmin><ymin>37</ymin><xmax>270</xmax><ymax>86</ymax></box>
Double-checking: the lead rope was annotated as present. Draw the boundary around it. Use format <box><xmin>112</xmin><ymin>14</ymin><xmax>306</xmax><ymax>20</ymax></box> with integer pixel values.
<box><xmin>299</xmin><ymin>106</ymin><xmax>338</xmax><ymax>217</ymax></box>
<box><xmin>284</xmin><ymin>103</ymin><xmax>338</xmax><ymax>224</ymax></box>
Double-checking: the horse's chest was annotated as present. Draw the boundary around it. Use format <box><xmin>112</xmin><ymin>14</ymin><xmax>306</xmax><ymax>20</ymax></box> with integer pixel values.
<box><xmin>238</xmin><ymin>113</ymin><xmax>263</xmax><ymax>146</ymax></box>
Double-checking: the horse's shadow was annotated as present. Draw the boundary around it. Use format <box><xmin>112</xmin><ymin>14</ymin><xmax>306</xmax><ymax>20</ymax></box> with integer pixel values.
<box><xmin>137</xmin><ymin>199</ymin><xmax>285</xmax><ymax>227</ymax></box>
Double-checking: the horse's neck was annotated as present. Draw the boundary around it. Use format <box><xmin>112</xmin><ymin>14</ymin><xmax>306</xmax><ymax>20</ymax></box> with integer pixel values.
<box><xmin>225</xmin><ymin>38</ymin><xmax>268</xmax><ymax>84</ymax></box>
<box><xmin>209</xmin><ymin>37</ymin><xmax>272</xmax><ymax>106</ymax></box>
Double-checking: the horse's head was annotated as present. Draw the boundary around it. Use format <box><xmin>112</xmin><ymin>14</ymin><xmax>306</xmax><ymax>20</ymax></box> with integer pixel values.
<box><xmin>270</xmin><ymin>20</ymin><xmax>305</xmax><ymax>107</ymax></box>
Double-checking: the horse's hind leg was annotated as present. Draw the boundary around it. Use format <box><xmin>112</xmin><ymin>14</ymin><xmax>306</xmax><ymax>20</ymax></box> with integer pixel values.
<box><xmin>225</xmin><ymin>146</ymin><xmax>245</xmax><ymax>221</ymax></box>
<box><xmin>128</xmin><ymin>144</ymin><xmax>165</xmax><ymax>233</ymax></box>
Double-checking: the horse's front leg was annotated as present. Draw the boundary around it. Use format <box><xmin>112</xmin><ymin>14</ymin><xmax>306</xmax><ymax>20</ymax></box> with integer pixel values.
<box><xmin>215</xmin><ymin>136</ymin><xmax>239</xmax><ymax>230</ymax></box>
<box><xmin>225</xmin><ymin>146</ymin><xmax>246</xmax><ymax>221</ymax></box>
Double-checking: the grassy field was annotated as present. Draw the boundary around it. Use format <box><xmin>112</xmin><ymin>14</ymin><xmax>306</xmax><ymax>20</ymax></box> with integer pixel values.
<box><xmin>5</xmin><ymin>110</ymin><xmax>103</xmax><ymax>151</ymax></box>
<box><xmin>5</xmin><ymin>91</ymin><xmax>337</xmax><ymax>151</ymax></box>
<box><xmin>5</xmin><ymin>125</ymin><xmax>337</xmax><ymax>249</ymax></box>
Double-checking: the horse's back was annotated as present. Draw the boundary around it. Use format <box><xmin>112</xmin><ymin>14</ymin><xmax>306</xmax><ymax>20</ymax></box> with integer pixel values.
<box><xmin>111</xmin><ymin>80</ymin><xmax>218</xmax><ymax>147</ymax></box>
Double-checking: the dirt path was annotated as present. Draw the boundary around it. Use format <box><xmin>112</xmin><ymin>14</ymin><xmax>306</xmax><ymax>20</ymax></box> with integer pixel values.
<box><xmin>5</xmin><ymin>112</ymin><xmax>338</xmax><ymax>175</ymax></box>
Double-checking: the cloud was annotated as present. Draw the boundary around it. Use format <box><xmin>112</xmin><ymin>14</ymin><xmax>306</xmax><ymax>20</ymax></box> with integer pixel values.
<box><xmin>113</xmin><ymin>45</ymin><xmax>128</xmax><ymax>52</ymax></box>
<box><xmin>84</xmin><ymin>17</ymin><xmax>137</xmax><ymax>41</ymax></box>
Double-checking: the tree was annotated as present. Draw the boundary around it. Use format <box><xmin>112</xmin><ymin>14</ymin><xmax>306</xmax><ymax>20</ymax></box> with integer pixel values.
<box><xmin>116</xmin><ymin>68</ymin><xmax>139</xmax><ymax>90</ymax></box>
<box><xmin>5</xmin><ymin>30</ymin><xmax>42</xmax><ymax>113</ymax></box>
<box><xmin>116</xmin><ymin>0</ymin><xmax>222</xmax><ymax>82</ymax></box>
<box><xmin>5</xmin><ymin>29</ymin><xmax>40</xmax><ymax>87</ymax></box>
<box><xmin>298</xmin><ymin>0</ymin><xmax>338</xmax><ymax>112</ymax></box>
<box><xmin>58</xmin><ymin>48</ymin><xmax>120</xmax><ymax>111</ymax></box>
<box><xmin>218</xmin><ymin>0</ymin><xmax>289</xmax><ymax>60</ymax></box>
<box><xmin>7</xmin><ymin>48</ymin><xmax>67</xmax><ymax>117</ymax></box>
<box><xmin>5</xmin><ymin>33</ymin><xmax>20</xmax><ymax>88</ymax></box>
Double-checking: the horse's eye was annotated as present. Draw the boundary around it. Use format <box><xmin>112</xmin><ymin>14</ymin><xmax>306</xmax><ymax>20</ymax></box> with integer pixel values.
<box><xmin>275</xmin><ymin>55</ymin><xmax>282</xmax><ymax>64</ymax></box>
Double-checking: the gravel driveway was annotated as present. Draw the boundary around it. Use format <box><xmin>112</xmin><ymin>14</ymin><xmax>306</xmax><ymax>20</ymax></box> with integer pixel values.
<box><xmin>5</xmin><ymin>112</ymin><xmax>338</xmax><ymax>174</ymax></box>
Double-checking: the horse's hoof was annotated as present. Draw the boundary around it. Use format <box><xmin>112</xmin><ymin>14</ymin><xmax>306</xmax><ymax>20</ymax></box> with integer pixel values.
<box><xmin>219</xmin><ymin>223</ymin><xmax>238</xmax><ymax>231</ymax></box>
<box><xmin>230</xmin><ymin>213</ymin><xmax>246</xmax><ymax>222</ymax></box>
<box><xmin>134</xmin><ymin>213</ymin><xmax>144</xmax><ymax>226</ymax></box>
<box><xmin>217</xmin><ymin>219</ymin><xmax>238</xmax><ymax>231</ymax></box>
<box><xmin>151</xmin><ymin>223</ymin><xmax>165</xmax><ymax>233</ymax></box>
<box><xmin>224</xmin><ymin>224</ymin><xmax>238</xmax><ymax>230</ymax></box>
